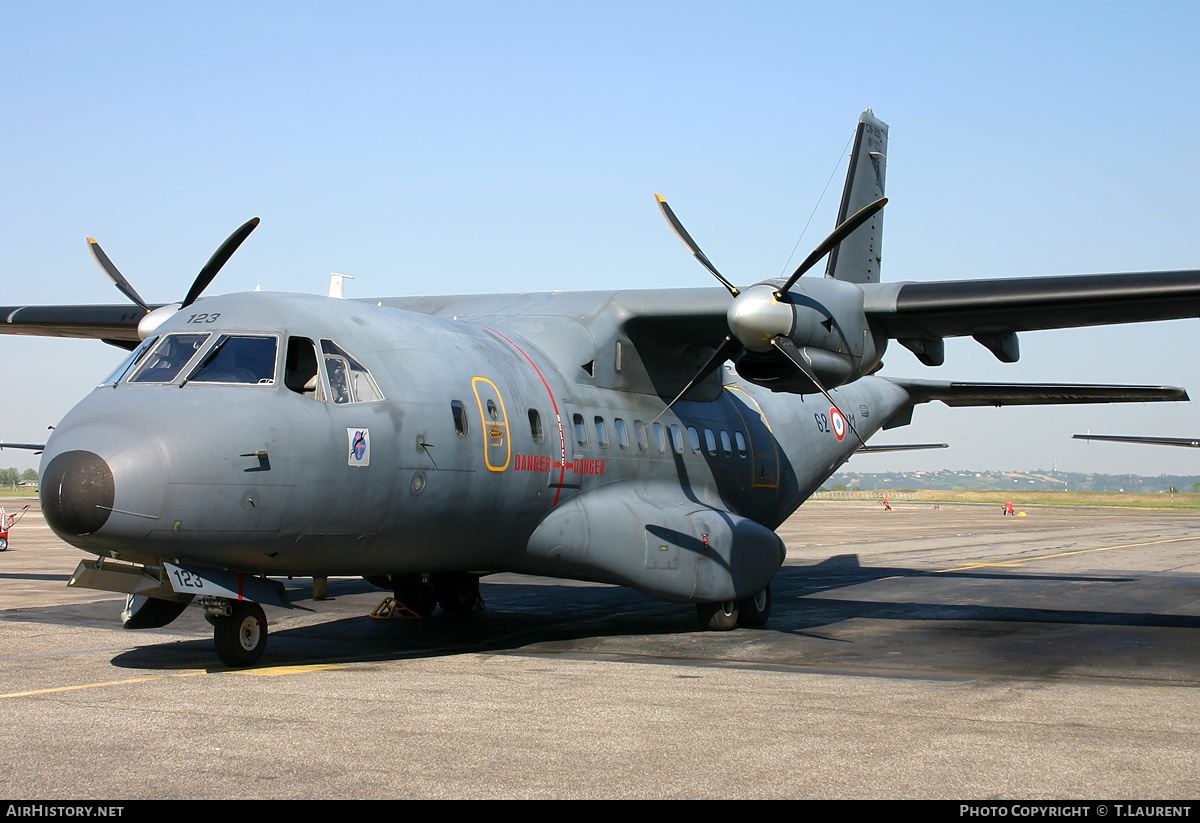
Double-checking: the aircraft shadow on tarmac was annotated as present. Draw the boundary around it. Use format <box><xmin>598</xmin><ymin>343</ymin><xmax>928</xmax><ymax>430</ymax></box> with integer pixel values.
<box><xmin>78</xmin><ymin>553</ymin><xmax>1200</xmax><ymax>675</ymax></box>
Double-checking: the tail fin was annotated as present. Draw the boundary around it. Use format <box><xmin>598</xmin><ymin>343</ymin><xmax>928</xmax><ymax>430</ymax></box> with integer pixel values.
<box><xmin>825</xmin><ymin>109</ymin><xmax>888</xmax><ymax>283</ymax></box>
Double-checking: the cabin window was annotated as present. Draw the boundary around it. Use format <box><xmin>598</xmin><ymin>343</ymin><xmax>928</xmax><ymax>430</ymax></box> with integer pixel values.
<box><xmin>595</xmin><ymin>417</ymin><xmax>609</xmax><ymax>449</ymax></box>
<box><xmin>321</xmin><ymin>340</ymin><xmax>383</xmax><ymax>404</ymax></box>
<box><xmin>528</xmin><ymin>409</ymin><xmax>544</xmax><ymax>443</ymax></box>
<box><xmin>188</xmin><ymin>334</ymin><xmax>278</xmax><ymax>385</ymax></box>
<box><xmin>614</xmin><ymin>418</ymin><xmax>630</xmax><ymax>450</ymax></box>
<box><xmin>452</xmin><ymin>400</ymin><xmax>469</xmax><ymax>436</ymax></box>
<box><xmin>100</xmin><ymin>336</ymin><xmax>158</xmax><ymax>386</ymax></box>
<box><xmin>735</xmin><ymin>431</ymin><xmax>748</xmax><ymax>458</ymax></box>
<box><xmin>687</xmin><ymin>426</ymin><xmax>701</xmax><ymax>454</ymax></box>
<box><xmin>669</xmin><ymin>424</ymin><xmax>684</xmax><ymax>454</ymax></box>
<box><xmin>704</xmin><ymin>428</ymin><xmax>717</xmax><ymax>456</ymax></box>
<box><xmin>634</xmin><ymin>420</ymin><xmax>649</xmax><ymax>451</ymax></box>
<box><xmin>129</xmin><ymin>333</ymin><xmax>210</xmax><ymax>383</ymax></box>
<box><xmin>574</xmin><ymin>413</ymin><xmax>588</xmax><ymax>447</ymax></box>
<box><xmin>652</xmin><ymin>422</ymin><xmax>667</xmax><ymax>452</ymax></box>
<box><xmin>284</xmin><ymin>337</ymin><xmax>323</xmax><ymax>399</ymax></box>
<box><xmin>720</xmin><ymin>430</ymin><xmax>732</xmax><ymax>458</ymax></box>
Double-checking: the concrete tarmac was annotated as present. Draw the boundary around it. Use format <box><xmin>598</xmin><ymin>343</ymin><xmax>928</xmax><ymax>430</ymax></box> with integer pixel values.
<box><xmin>2</xmin><ymin>496</ymin><xmax>1199</xmax><ymax>799</ymax></box>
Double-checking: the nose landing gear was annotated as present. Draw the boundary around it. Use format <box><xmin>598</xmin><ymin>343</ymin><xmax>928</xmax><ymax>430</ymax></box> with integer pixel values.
<box><xmin>203</xmin><ymin>598</ymin><xmax>268</xmax><ymax>667</ymax></box>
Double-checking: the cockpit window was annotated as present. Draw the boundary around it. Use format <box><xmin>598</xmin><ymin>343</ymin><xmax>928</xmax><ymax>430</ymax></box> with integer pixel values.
<box><xmin>321</xmin><ymin>340</ymin><xmax>383</xmax><ymax>404</ymax></box>
<box><xmin>187</xmin><ymin>334</ymin><xmax>278</xmax><ymax>385</ymax></box>
<box><xmin>129</xmin><ymin>333</ymin><xmax>210</xmax><ymax>383</ymax></box>
<box><xmin>99</xmin><ymin>336</ymin><xmax>158</xmax><ymax>386</ymax></box>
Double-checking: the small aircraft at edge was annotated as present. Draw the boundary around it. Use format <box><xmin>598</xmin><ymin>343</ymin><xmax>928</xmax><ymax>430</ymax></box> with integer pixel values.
<box><xmin>1073</xmin><ymin>434</ymin><xmax>1200</xmax><ymax>448</ymax></box>
<box><xmin>4</xmin><ymin>109</ymin><xmax>1200</xmax><ymax>667</ymax></box>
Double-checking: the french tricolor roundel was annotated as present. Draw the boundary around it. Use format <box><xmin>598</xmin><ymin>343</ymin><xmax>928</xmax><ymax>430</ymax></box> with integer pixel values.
<box><xmin>829</xmin><ymin>407</ymin><xmax>846</xmax><ymax>442</ymax></box>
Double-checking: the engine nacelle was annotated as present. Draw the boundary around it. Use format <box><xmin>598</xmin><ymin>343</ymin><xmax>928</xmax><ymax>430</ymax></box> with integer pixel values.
<box><xmin>726</xmin><ymin>278</ymin><xmax>884</xmax><ymax>393</ymax></box>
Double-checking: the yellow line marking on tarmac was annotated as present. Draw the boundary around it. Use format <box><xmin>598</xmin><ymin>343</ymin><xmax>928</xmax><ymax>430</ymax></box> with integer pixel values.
<box><xmin>233</xmin><ymin>664</ymin><xmax>347</xmax><ymax>677</ymax></box>
<box><xmin>936</xmin><ymin>534</ymin><xmax>1200</xmax><ymax>574</ymax></box>
<box><xmin>0</xmin><ymin>663</ymin><xmax>348</xmax><ymax>698</ymax></box>
<box><xmin>0</xmin><ymin>671</ymin><xmax>206</xmax><ymax>699</ymax></box>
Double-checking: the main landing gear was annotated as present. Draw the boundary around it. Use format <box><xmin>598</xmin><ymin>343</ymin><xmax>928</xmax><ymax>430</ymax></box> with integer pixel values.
<box><xmin>696</xmin><ymin>585</ymin><xmax>771</xmax><ymax>631</ymax></box>
<box><xmin>203</xmin><ymin>598</ymin><xmax>268</xmax><ymax>667</ymax></box>
<box><xmin>374</xmin><ymin>572</ymin><xmax>484</xmax><ymax>617</ymax></box>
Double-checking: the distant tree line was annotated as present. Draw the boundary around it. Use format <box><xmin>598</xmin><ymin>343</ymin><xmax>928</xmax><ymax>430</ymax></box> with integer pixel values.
<box><xmin>0</xmin><ymin>468</ymin><xmax>37</xmax><ymax>487</ymax></box>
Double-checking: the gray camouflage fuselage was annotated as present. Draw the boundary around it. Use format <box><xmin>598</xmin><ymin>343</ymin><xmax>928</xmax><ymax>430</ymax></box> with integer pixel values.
<box><xmin>39</xmin><ymin>288</ymin><xmax>909</xmax><ymax>604</ymax></box>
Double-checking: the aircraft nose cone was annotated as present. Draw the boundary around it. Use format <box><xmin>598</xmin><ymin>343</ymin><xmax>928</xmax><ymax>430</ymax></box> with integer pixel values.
<box><xmin>41</xmin><ymin>450</ymin><xmax>115</xmax><ymax>536</ymax></box>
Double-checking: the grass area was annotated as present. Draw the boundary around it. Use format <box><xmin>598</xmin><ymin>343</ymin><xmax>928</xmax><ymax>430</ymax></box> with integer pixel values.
<box><xmin>0</xmin><ymin>488</ymin><xmax>37</xmax><ymax>497</ymax></box>
<box><xmin>826</xmin><ymin>489</ymin><xmax>1200</xmax><ymax>511</ymax></box>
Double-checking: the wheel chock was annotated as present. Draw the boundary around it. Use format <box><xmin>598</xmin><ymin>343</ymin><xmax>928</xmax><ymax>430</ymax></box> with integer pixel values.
<box><xmin>371</xmin><ymin>597</ymin><xmax>424</xmax><ymax>620</ymax></box>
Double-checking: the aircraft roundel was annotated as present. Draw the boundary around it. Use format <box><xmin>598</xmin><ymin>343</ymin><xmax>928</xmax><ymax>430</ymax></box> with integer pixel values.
<box><xmin>829</xmin><ymin>406</ymin><xmax>846</xmax><ymax>442</ymax></box>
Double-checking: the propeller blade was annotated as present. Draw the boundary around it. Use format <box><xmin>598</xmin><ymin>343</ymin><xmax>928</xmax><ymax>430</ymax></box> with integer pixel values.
<box><xmin>655</xmin><ymin>194</ymin><xmax>740</xmax><ymax>296</ymax></box>
<box><xmin>778</xmin><ymin>196</ymin><xmax>887</xmax><ymax>295</ymax></box>
<box><xmin>181</xmin><ymin>217</ymin><xmax>260</xmax><ymax>308</ymax></box>
<box><xmin>770</xmin><ymin>336</ymin><xmax>866</xmax><ymax>447</ymax></box>
<box><xmin>651</xmin><ymin>336</ymin><xmax>741</xmax><ymax>425</ymax></box>
<box><xmin>86</xmin><ymin>237</ymin><xmax>151</xmax><ymax>312</ymax></box>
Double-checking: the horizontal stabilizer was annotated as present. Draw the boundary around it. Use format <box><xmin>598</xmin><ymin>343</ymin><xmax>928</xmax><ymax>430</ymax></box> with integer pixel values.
<box><xmin>1073</xmin><ymin>434</ymin><xmax>1200</xmax><ymax>448</ymax></box>
<box><xmin>890</xmin><ymin>379</ymin><xmax>1189</xmax><ymax>407</ymax></box>
<box><xmin>854</xmin><ymin>442</ymin><xmax>948</xmax><ymax>453</ymax></box>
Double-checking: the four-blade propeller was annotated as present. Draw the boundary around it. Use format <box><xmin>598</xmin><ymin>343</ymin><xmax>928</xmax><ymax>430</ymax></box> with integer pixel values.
<box><xmin>87</xmin><ymin>217</ymin><xmax>261</xmax><ymax>317</ymax></box>
<box><xmin>653</xmin><ymin>193</ymin><xmax>886</xmax><ymax>445</ymax></box>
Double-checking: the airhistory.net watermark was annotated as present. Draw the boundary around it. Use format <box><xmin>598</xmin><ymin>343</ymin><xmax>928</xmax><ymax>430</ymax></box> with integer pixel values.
<box><xmin>5</xmin><ymin>807</ymin><xmax>124</xmax><ymax>818</ymax></box>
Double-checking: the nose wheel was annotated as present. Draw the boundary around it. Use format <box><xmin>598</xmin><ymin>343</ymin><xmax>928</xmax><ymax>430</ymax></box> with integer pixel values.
<box><xmin>207</xmin><ymin>600</ymin><xmax>268</xmax><ymax>667</ymax></box>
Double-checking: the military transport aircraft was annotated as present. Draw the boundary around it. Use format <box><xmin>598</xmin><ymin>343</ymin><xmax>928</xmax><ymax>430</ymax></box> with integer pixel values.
<box><xmin>5</xmin><ymin>110</ymin><xmax>1200</xmax><ymax>667</ymax></box>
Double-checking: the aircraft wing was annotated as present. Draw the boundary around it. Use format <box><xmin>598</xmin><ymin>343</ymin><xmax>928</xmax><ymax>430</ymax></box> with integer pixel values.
<box><xmin>1072</xmin><ymin>434</ymin><xmax>1200</xmax><ymax>448</ymax></box>
<box><xmin>865</xmin><ymin>270</ymin><xmax>1200</xmax><ymax>339</ymax></box>
<box><xmin>0</xmin><ymin>305</ymin><xmax>151</xmax><ymax>346</ymax></box>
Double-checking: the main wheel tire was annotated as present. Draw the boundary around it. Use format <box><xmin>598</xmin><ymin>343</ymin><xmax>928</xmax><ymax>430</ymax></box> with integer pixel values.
<box><xmin>697</xmin><ymin>600</ymin><xmax>739</xmax><ymax>631</ymax></box>
<box><xmin>434</xmin><ymin>573</ymin><xmax>481</xmax><ymax>613</ymax></box>
<box><xmin>212</xmin><ymin>601</ymin><xmax>267</xmax><ymax>667</ymax></box>
<box><xmin>0</xmin><ymin>536</ymin><xmax>7</xmax><ymax>551</ymax></box>
<box><xmin>736</xmin><ymin>586</ymin><xmax>771</xmax><ymax>627</ymax></box>
<box><xmin>393</xmin><ymin>574</ymin><xmax>438</xmax><ymax>617</ymax></box>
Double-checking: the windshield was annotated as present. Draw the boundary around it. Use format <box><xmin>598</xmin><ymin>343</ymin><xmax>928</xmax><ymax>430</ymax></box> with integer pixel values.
<box><xmin>99</xmin><ymin>336</ymin><xmax>158</xmax><ymax>386</ymax></box>
<box><xmin>187</xmin><ymin>335</ymin><xmax>278</xmax><ymax>385</ymax></box>
<box><xmin>129</xmin><ymin>333</ymin><xmax>210</xmax><ymax>383</ymax></box>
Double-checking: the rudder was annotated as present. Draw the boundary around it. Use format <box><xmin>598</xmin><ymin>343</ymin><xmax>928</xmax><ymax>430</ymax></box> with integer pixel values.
<box><xmin>825</xmin><ymin>109</ymin><xmax>888</xmax><ymax>283</ymax></box>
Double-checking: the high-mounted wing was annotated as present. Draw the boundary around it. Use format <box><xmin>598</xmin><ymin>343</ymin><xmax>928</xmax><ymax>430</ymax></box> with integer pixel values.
<box><xmin>1072</xmin><ymin>434</ymin><xmax>1200</xmax><ymax>448</ymax></box>
<box><xmin>0</xmin><ymin>218</ymin><xmax>259</xmax><ymax>349</ymax></box>
<box><xmin>0</xmin><ymin>305</ymin><xmax>151</xmax><ymax>348</ymax></box>
<box><xmin>863</xmin><ymin>270</ymin><xmax>1200</xmax><ymax>365</ymax></box>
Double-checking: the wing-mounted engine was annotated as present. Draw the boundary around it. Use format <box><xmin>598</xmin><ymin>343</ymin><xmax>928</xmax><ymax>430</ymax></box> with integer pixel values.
<box><xmin>519</xmin><ymin>478</ymin><xmax>784</xmax><ymax>604</ymax></box>
<box><xmin>652</xmin><ymin>110</ymin><xmax>889</xmax><ymax>423</ymax></box>
<box><xmin>728</xmin><ymin>275</ymin><xmax>883</xmax><ymax>394</ymax></box>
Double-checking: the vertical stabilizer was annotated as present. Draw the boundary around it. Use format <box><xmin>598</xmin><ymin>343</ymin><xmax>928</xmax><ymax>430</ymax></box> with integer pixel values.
<box><xmin>825</xmin><ymin>109</ymin><xmax>888</xmax><ymax>283</ymax></box>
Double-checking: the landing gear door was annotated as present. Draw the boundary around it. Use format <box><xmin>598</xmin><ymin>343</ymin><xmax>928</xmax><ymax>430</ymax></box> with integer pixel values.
<box><xmin>472</xmin><ymin>377</ymin><xmax>510</xmax><ymax>472</ymax></box>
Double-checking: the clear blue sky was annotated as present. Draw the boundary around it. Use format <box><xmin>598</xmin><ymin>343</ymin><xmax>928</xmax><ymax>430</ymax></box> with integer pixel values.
<box><xmin>2</xmin><ymin>1</ymin><xmax>1198</xmax><ymax>475</ymax></box>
